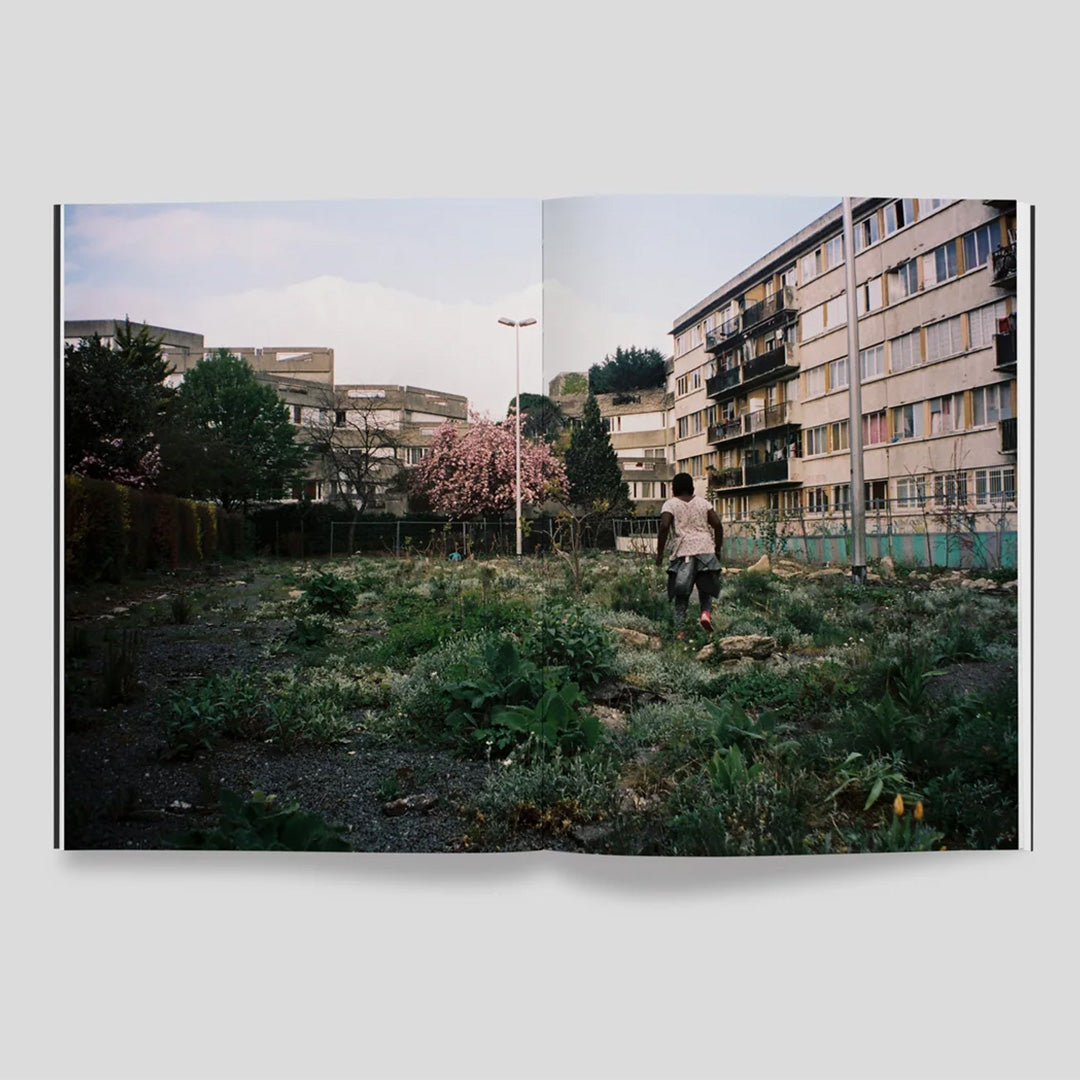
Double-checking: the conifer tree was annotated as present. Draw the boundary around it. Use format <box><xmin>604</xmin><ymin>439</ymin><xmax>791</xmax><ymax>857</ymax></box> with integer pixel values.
<box><xmin>564</xmin><ymin>393</ymin><xmax>630</xmax><ymax>513</ymax></box>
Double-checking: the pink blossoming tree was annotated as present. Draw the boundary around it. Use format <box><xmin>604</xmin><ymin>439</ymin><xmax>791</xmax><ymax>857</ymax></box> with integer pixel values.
<box><xmin>410</xmin><ymin>413</ymin><xmax>567</xmax><ymax>518</ymax></box>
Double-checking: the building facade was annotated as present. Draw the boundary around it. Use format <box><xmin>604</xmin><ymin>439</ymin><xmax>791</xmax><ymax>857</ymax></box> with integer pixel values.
<box><xmin>668</xmin><ymin>198</ymin><xmax>1018</xmax><ymax>553</ymax></box>
<box><xmin>550</xmin><ymin>381</ymin><xmax>675</xmax><ymax>515</ymax></box>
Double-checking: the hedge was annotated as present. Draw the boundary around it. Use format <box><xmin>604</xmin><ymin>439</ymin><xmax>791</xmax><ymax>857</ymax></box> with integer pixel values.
<box><xmin>65</xmin><ymin>475</ymin><xmax>245</xmax><ymax>584</ymax></box>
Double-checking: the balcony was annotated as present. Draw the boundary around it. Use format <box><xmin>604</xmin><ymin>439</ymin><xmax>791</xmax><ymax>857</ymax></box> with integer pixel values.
<box><xmin>708</xmin><ymin>467</ymin><xmax>744</xmax><ymax>490</ymax></box>
<box><xmin>741</xmin><ymin>287</ymin><xmax>798</xmax><ymax>333</ymax></box>
<box><xmin>705</xmin><ymin>314</ymin><xmax>742</xmax><ymax>350</ymax></box>
<box><xmin>991</xmin><ymin>245</ymin><xmax>1017</xmax><ymax>288</ymax></box>
<box><xmin>707</xmin><ymin>418</ymin><xmax>743</xmax><ymax>444</ymax></box>
<box><xmin>999</xmin><ymin>416</ymin><xmax>1017</xmax><ymax>454</ymax></box>
<box><xmin>744</xmin><ymin>458</ymin><xmax>791</xmax><ymax>486</ymax></box>
<box><xmin>706</xmin><ymin>367</ymin><xmax>741</xmax><ymax>397</ymax></box>
<box><xmin>994</xmin><ymin>328</ymin><xmax>1017</xmax><ymax>371</ymax></box>
<box><xmin>741</xmin><ymin>341</ymin><xmax>797</xmax><ymax>388</ymax></box>
<box><xmin>744</xmin><ymin>401</ymin><xmax>793</xmax><ymax>435</ymax></box>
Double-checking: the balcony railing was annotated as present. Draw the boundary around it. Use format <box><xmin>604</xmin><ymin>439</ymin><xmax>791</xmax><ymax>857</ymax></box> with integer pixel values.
<box><xmin>707</xmin><ymin>418</ymin><xmax>743</xmax><ymax>444</ymax></box>
<box><xmin>744</xmin><ymin>458</ymin><xmax>790</xmax><ymax>486</ymax></box>
<box><xmin>706</xmin><ymin>368</ymin><xmax>741</xmax><ymax>396</ymax></box>
<box><xmin>708</xmin><ymin>467</ymin><xmax>744</xmax><ymax>490</ymax></box>
<box><xmin>991</xmin><ymin>245</ymin><xmax>1017</xmax><ymax>287</ymax></box>
<box><xmin>705</xmin><ymin>314</ymin><xmax>741</xmax><ymax>350</ymax></box>
<box><xmin>994</xmin><ymin>329</ymin><xmax>1017</xmax><ymax>371</ymax></box>
<box><xmin>999</xmin><ymin>416</ymin><xmax>1017</xmax><ymax>454</ymax></box>
<box><xmin>742</xmin><ymin>341</ymin><xmax>795</xmax><ymax>383</ymax></box>
<box><xmin>744</xmin><ymin>401</ymin><xmax>792</xmax><ymax>434</ymax></box>
<box><xmin>741</xmin><ymin>287</ymin><xmax>797</xmax><ymax>332</ymax></box>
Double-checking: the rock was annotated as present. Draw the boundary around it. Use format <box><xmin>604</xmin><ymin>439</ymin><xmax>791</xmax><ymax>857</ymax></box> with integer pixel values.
<box><xmin>808</xmin><ymin>567</ymin><xmax>846</xmax><ymax>579</ymax></box>
<box><xmin>879</xmin><ymin>555</ymin><xmax>896</xmax><ymax>579</ymax></box>
<box><xmin>697</xmin><ymin>644</ymin><xmax>715</xmax><ymax>661</ymax></box>
<box><xmin>747</xmin><ymin>553</ymin><xmax>772</xmax><ymax>575</ymax></box>
<box><xmin>593</xmin><ymin>705</ymin><xmax>627</xmax><ymax>732</ymax></box>
<box><xmin>611</xmin><ymin>627</ymin><xmax>662</xmax><ymax>651</ymax></box>
<box><xmin>715</xmin><ymin>634</ymin><xmax>777</xmax><ymax>660</ymax></box>
<box><xmin>864</xmin><ymin>572</ymin><xmax>881</xmax><ymax>584</ymax></box>
<box><xmin>382</xmin><ymin>794</ymin><xmax>438</xmax><ymax>816</ymax></box>
<box><xmin>288</xmin><ymin>589</ymin><xmax>305</xmax><ymax>599</ymax></box>
<box><xmin>570</xmin><ymin>823</ymin><xmax>614</xmax><ymax>846</ymax></box>
<box><xmin>1004</xmin><ymin>580</ymin><xmax>1018</xmax><ymax>592</ymax></box>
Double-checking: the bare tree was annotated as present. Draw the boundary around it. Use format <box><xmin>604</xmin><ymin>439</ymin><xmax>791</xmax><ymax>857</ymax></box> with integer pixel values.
<box><xmin>301</xmin><ymin>390</ymin><xmax>403</xmax><ymax>552</ymax></box>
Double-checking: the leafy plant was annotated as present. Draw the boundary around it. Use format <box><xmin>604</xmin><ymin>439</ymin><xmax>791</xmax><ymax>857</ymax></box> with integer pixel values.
<box><xmin>489</xmin><ymin>681</ymin><xmax>602</xmax><ymax>759</ymax></box>
<box><xmin>705</xmin><ymin>744</ymin><xmax>763</xmax><ymax>795</ymax></box>
<box><xmin>888</xmin><ymin>648</ymin><xmax>945</xmax><ymax>713</ymax></box>
<box><xmin>287</xmin><ymin>616</ymin><xmax>333</xmax><ymax>650</ymax></box>
<box><xmin>827</xmin><ymin>751</ymin><xmax>914</xmax><ymax>811</ymax></box>
<box><xmin>170</xmin><ymin>591</ymin><xmax>194</xmax><ymax>624</ymax></box>
<box><xmin>99</xmin><ymin>629</ymin><xmax>140</xmax><ymax>706</ymax></box>
<box><xmin>305</xmin><ymin>569</ymin><xmax>359</xmax><ymax>617</ymax></box>
<box><xmin>528</xmin><ymin>601</ymin><xmax>616</xmax><ymax>685</ymax></box>
<box><xmin>167</xmin><ymin>789</ymin><xmax>351</xmax><ymax>851</ymax></box>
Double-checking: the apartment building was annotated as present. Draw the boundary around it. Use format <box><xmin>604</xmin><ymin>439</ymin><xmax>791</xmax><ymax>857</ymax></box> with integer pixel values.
<box><xmin>668</xmin><ymin>198</ymin><xmax>1018</xmax><ymax>544</ymax></box>
<box><xmin>294</xmin><ymin>383</ymin><xmax>469</xmax><ymax>512</ymax></box>
<box><xmin>550</xmin><ymin>380</ymin><xmax>675</xmax><ymax>514</ymax></box>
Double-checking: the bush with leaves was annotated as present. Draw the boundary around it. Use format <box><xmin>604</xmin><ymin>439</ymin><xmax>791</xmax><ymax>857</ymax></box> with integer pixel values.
<box><xmin>527</xmin><ymin>600</ymin><xmax>616</xmax><ymax>685</ymax></box>
<box><xmin>167</xmin><ymin>789</ymin><xmax>350</xmax><ymax>851</ymax></box>
<box><xmin>304</xmin><ymin>569</ymin><xmax>359</xmax><ymax>617</ymax></box>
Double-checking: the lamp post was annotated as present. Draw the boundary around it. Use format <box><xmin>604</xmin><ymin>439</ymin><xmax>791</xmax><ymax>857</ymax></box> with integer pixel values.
<box><xmin>498</xmin><ymin>316</ymin><xmax>537</xmax><ymax>559</ymax></box>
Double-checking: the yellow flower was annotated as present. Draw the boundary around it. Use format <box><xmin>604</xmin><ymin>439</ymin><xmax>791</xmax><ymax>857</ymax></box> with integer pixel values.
<box><xmin>893</xmin><ymin>794</ymin><xmax>905</xmax><ymax>816</ymax></box>
<box><xmin>914</xmin><ymin>801</ymin><xmax>924</xmax><ymax>821</ymax></box>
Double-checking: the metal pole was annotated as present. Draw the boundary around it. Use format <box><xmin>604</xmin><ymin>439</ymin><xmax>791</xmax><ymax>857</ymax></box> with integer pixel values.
<box><xmin>842</xmin><ymin>196</ymin><xmax>867</xmax><ymax>583</ymax></box>
<box><xmin>515</xmin><ymin>323</ymin><xmax>522</xmax><ymax>561</ymax></box>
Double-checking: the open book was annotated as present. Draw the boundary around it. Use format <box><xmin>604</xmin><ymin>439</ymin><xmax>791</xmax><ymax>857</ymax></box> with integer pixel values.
<box><xmin>59</xmin><ymin>194</ymin><xmax>1030</xmax><ymax>855</ymax></box>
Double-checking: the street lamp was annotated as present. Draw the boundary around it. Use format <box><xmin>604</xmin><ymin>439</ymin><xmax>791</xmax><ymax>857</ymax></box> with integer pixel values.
<box><xmin>498</xmin><ymin>316</ymin><xmax>537</xmax><ymax>559</ymax></box>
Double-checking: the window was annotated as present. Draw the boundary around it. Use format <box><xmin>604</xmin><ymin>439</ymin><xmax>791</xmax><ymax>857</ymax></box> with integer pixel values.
<box><xmin>968</xmin><ymin>300</ymin><xmax>1008</xmax><ymax>350</ymax></box>
<box><xmin>863</xmin><ymin>410</ymin><xmax>887</xmax><ymax>445</ymax></box>
<box><xmin>604</xmin><ymin>415</ymin><xmax>621</xmax><ymax>432</ymax></box>
<box><xmin>883</xmin><ymin>198</ymin><xmax>915</xmax><ymax>235</ymax></box>
<box><xmin>824</xmin><ymin>235</ymin><xmax>844</xmax><ymax>270</ymax></box>
<box><xmin>805</xmin><ymin>425</ymin><xmax>829</xmax><ymax>456</ymax></box>
<box><xmin>832</xmin><ymin>484</ymin><xmax>851</xmax><ymax>511</ymax></box>
<box><xmin>688</xmin><ymin>324</ymin><xmax>702</xmax><ymax>350</ymax></box>
<box><xmin>782</xmin><ymin>266</ymin><xmax>797</xmax><ymax>288</ymax></box>
<box><xmin>800</xmin><ymin>250</ymin><xmax>820</xmax><ymax>284</ymax></box>
<box><xmin>335</xmin><ymin>410</ymin><xmax>346</xmax><ymax>426</ymax></box>
<box><xmin>807</xmin><ymin>487</ymin><xmax>829</xmax><ymax>514</ymax></box>
<box><xmin>825</xmin><ymin>294</ymin><xmax>847</xmax><ymax>327</ymax></box>
<box><xmin>854</xmin><ymin>213</ymin><xmax>879</xmax><ymax>252</ymax></box>
<box><xmin>919</xmin><ymin>198</ymin><xmax>947</xmax><ymax>216</ymax></box>
<box><xmin>644</xmin><ymin>447</ymin><xmax>666</xmax><ymax>459</ymax></box>
<box><xmin>888</xmin><ymin>259</ymin><xmax>919</xmax><ymax>300</ymax></box>
<box><xmin>828</xmin><ymin>357</ymin><xmax>848</xmax><ymax>391</ymax></box>
<box><xmin>830</xmin><ymin>420</ymin><xmax>849</xmax><ymax>451</ymax></box>
<box><xmin>859</xmin><ymin>344</ymin><xmax>885</xmax><ymax>380</ymax></box>
<box><xmin>923</xmin><ymin>241</ymin><xmax>959</xmax><ymax>288</ymax></box>
<box><xmin>292</xmin><ymin>405</ymin><xmax>303</xmax><ymax>424</ymax></box>
<box><xmin>925</xmin><ymin>315</ymin><xmax>963</xmax><ymax>362</ymax></box>
<box><xmin>865</xmin><ymin>480</ymin><xmax>888</xmax><ymax>509</ymax></box>
<box><xmin>804</xmin><ymin>365</ymin><xmax>826</xmax><ymax>397</ymax></box>
<box><xmin>963</xmin><ymin>223</ymin><xmax>998</xmax><ymax>271</ymax></box>
<box><xmin>974</xmin><ymin>466</ymin><xmax>1016</xmax><ymax>506</ymax></box>
<box><xmin>639</xmin><ymin>482</ymin><xmax>656</xmax><ymax>499</ymax></box>
<box><xmin>891</xmin><ymin>403</ymin><xmax>924</xmax><ymax>441</ymax></box>
<box><xmin>934</xmin><ymin>472</ymin><xmax>969</xmax><ymax>507</ymax></box>
<box><xmin>689</xmin><ymin>411</ymin><xmax>704</xmax><ymax>435</ymax></box>
<box><xmin>800</xmin><ymin>304</ymin><xmax>825</xmax><ymax>339</ymax></box>
<box><xmin>890</xmin><ymin>330</ymin><xmax>921</xmax><ymax>372</ymax></box>
<box><xmin>404</xmin><ymin>446</ymin><xmax>428</xmax><ymax>465</ymax></box>
<box><xmin>895</xmin><ymin>475</ymin><xmax>927</xmax><ymax>508</ymax></box>
<box><xmin>972</xmin><ymin>383</ymin><xmax>1014</xmax><ymax>425</ymax></box>
<box><xmin>856</xmin><ymin>276</ymin><xmax>883</xmax><ymax>315</ymax></box>
<box><xmin>691</xmin><ymin>368</ymin><xmax>702</xmax><ymax>391</ymax></box>
<box><xmin>929</xmin><ymin>393</ymin><xmax>964</xmax><ymax>435</ymax></box>
<box><xmin>676</xmin><ymin>375</ymin><xmax>689</xmax><ymax>396</ymax></box>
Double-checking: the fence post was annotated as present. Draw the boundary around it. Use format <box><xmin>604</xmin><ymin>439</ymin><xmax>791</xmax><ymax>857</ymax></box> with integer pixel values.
<box><xmin>395</xmin><ymin>520</ymin><xmax>401</xmax><ymax>555</ymax></box>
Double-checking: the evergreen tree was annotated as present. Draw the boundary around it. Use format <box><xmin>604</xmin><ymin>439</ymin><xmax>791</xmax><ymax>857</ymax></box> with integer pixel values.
<box><xmin>588</xmin><ymin>346</ymin><xmax>667</xmax><ymax>394</ymax></box>
<box><xmin>506</xmin><ymin>393</ymin><xmax>567</xmax><ymax>443</ymax></box>
<box><xmin>64</xmin><ymin>318</ymin><xmax>174</xmax><ymax>486</ymax></box>
<box><xmin>564</xmin><ymin>393</ymin><xmax>630</xmax><ymax>513</ymax></box>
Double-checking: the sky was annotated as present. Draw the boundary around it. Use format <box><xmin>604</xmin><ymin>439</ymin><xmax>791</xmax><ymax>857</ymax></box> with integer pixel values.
<box><xmin>64</xmin><ymin>194</ymin><xmax>839</xmax><ymax>417</ymax></box>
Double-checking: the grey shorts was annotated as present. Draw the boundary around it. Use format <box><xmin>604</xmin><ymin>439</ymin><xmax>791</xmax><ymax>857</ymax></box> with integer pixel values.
<box><xmin>667</xmin><ymin>553</ymin><xmax>722</xmax><ymax>600</ymax></box>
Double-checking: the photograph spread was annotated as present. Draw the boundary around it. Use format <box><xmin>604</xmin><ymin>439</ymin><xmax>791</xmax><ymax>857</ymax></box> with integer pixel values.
<box><xmin>60</xmin><ymin>193</ymin><xmax>1026</xmax><ymax>855</ymax></box>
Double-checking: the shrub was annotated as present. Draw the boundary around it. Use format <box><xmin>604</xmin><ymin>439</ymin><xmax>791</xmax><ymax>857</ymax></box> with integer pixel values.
<box><xmin>527</xmin><ymin>601</ymin><xmax>617</xmax><ymax>685</ymax></box>
<box><xmin>305</xmin><ymin>569</ymin><xmax>359</xmax><ymax>617</ymax></box>
<box><xmin>161</xmin><ymin>669</ymin><xmax>265</xmax><ymax>756</ymax></box>
<box><xmin>99</xmin><ymin>629</ymin><xmax>140</xmax><ymax>706</ymax></box>
<box><xmin>167</xmin><ymin>789</ymin><xmax>350</xmax><ymax>851</ymax></box>
<box><xmin>170</xmin><ymin>592</ymin><xmax>195</xmax><ymax>625</ymax></box>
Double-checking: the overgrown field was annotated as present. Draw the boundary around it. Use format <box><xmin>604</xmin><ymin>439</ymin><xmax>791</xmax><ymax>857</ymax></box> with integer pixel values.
<box><xmin>64</xmin><ymin>552</ymin><xmax>1019</xmax><ymax>854</ymax></box>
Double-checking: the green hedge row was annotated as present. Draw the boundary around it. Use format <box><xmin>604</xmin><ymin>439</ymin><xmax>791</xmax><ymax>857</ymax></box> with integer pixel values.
<box><xmin>65</xmin><ymin>475</ymin><xmax>246</xmax><ymax>583</ymax></box>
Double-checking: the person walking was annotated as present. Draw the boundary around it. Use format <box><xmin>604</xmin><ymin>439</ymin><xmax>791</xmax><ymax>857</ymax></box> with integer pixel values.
<box><xmin>655</xmin><ymin>472</ymin><xmax>724</xmax><ymax>635</ymax></box>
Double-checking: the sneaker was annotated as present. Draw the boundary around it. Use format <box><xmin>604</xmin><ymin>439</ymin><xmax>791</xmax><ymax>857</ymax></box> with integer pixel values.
<box><xmin>699</xmin><ymin>611</ymin><xmax>713</xmax><ymax>632</ymax></box>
